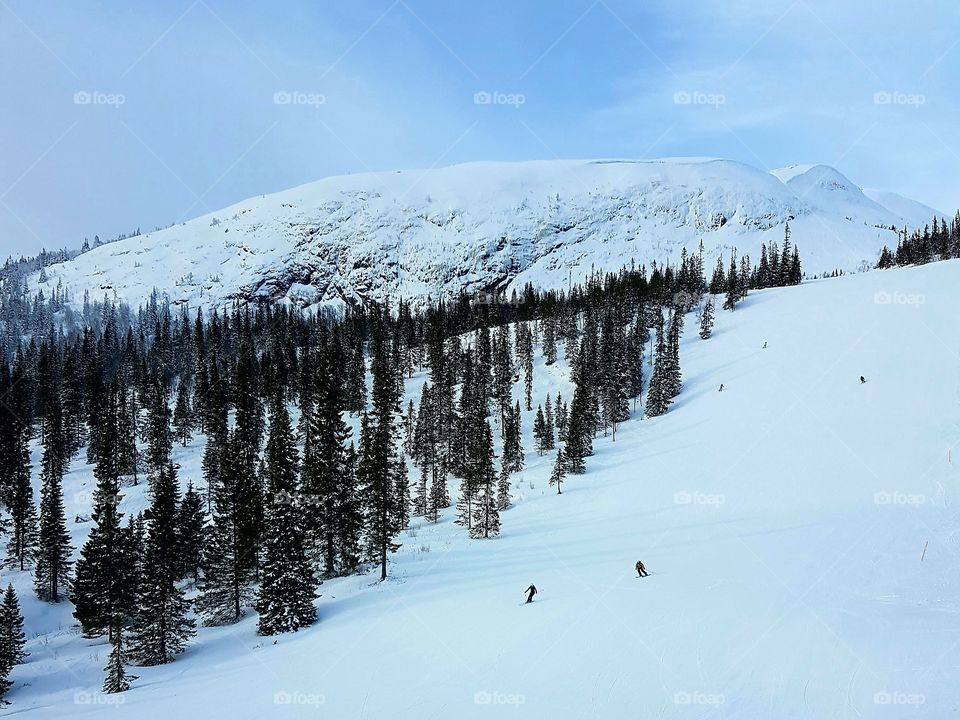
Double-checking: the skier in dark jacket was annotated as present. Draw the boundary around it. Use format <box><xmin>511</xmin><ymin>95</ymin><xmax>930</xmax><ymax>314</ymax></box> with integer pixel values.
<box><xmin>525</xmin><ymin>584</ymin><xmax>537</xmax><ymax>603</ymax></box>
<box><xmin>860</xmin><ymin>375</ymin><xmax>866</xmax><ymax>384</ymax></box>
<box><xmin>635</xmin><ymin>560</ymin><xmax>649</xmax><ymax>577</ymax></box>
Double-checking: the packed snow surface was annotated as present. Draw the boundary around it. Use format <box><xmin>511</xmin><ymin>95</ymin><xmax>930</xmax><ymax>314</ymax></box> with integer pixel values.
<box><xmin>7</xmin><ymin>260</ymin><xmax>960</xmax><ymax>719</ymax></box>
<box><xmin>31</xmin><ymin>158</ymin><xmax>939</xmax><ymax>311</ymax></box>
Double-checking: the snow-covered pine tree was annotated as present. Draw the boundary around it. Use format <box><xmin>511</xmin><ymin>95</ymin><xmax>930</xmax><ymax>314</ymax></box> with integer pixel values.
<box><xmin>533</xmin><ymin>406</ymin><xmax>548</xmax><ymax>455</ymax></box>
<box><xmin>469</xmin><ymin>421</ymin><xmax>499</xmax><ymax>539</ymax></box>
<box><xmin>723</xmin><ymin>249</ymin><xmax>739</xmax><ymax>311</ymax></box>
<box><xmin>302</xmin><ymin>335</ymin><xmax>354</xmax><ymax>578</ymax></box>
<box><xmin>543</xmin><ymin>394</ymin><xmax>555</xmax><ymax>450</ymax></box>
<box><xmin>0</xmin><ymin>585</ymin><xmax>27</xmax><ymax>666</ymax></box>
<box><xmin>496</xmin><ymin>466</ymin><xmax>512</xmax><ymax>511</ymax></box>
<box><xmin>171</xmin><ymin>379</ymin><xmax>193</xmax><ymax>446</ymax></box>
<box><xmin>5</xmin><ymin>429</ymin><xmax>37</xmax><ymax>571</ymax></box>
<box><xmin>550</xmin><ymin>447</ymin><xmax>566</xmax><ymax>494</ymax></box>
<box><xmin>102</xmin><ymin>623</ymin><xmax>136</xmax><ymax>694</ymax></box>
<box><xmin>501</xmin><ymin>401</ymin><xmax>524</xmax><ymax>474</ymax></box>
<box><xmin>72</xmin><ymin>386</ymin><xmax>140</xmax><ymax>638</ymax></box>
<box><xmin>34</xmin><ymin>444</ymin><xmax>73</xmax><ymax>602</ymax></box>
<box><xmin>359</xmin><ymin>314</ymin><xmax>405</xmax><ymax>581</ymax></box>
<box><xmin>699</xmin><ymin>296</ymin><xmax>715</xmax><ymax>339</ymax></box>
<box><xmin>175</xmin><ymin>481</ymin><xmax>205</xmax><ymax>583</ymax></box>
<box><xmin>196</xmin><ymin>433</ymin><xmax>254</xmax><ymax>626</ymax></box>
<box><xmin>256</xmin><ymin>392</ymin><xmax>317</xmax><ymax>635</ymax></box>
<box><xmin>130</xmin><ymin>463</ymin><xmax>195</xmax><ymax>665</ymax></box>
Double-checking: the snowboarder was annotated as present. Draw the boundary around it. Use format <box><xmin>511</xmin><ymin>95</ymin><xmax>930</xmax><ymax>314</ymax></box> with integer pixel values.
<box><xmin>524</xmin><ymin>584</ymin><xmax>537</xmax><ymax>604</ymax></box>
<box><xmin>860</xmin><ymin>375</ymin><xmax>866</xmax><ymax>384</ymax></box>
<box><xmin>635</xmin><ymin>560</ymin><xmax>649</xmax><ymax>577</ymax></box>
<box><xmin>718</xmin><ymin>383</ymin><xmax>724</xmax><ymax>392</ymax></box>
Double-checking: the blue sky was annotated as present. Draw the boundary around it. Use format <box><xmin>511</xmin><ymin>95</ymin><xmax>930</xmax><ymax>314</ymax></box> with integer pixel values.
<box><xmin>2</xmin><ymin>0</ymin><xmax>958</xmax><ymax>256</ymax></box>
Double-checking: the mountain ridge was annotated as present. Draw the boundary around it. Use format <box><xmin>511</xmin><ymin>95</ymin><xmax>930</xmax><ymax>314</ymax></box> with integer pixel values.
<box><xmin>31</xmin><ymin>157</ymin><xmax>940</xmax><ymax>311</ymax></box>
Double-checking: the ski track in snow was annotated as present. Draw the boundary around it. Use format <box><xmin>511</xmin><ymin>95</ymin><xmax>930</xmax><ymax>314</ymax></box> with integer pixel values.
<box><xmin>5</xmin><ymin>260</ymin><xmax>960</xmax><ymax>718</ymax></box>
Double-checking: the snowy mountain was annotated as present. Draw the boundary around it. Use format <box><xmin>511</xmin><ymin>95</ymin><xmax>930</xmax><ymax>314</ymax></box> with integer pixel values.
<box><xmin>10</xmin><ymin>260</ymin><xmax>960</xmax><ymax>719</ymax></box>
<box><xmin>31</xmin><ymin>158</ymin><xmax>939</xmax><ymax>311</ymax></box>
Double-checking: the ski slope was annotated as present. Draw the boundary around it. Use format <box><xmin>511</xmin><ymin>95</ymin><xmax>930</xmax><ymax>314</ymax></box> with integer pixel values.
<box><xmin>7</xmin><ymin>260</ymin><xmax>960</xmax><ymax>719</ymax></box>
<box><xmin>28</xmin><ymin>158</ymin><xmax>940</xmax><ymax>312</ymax></box>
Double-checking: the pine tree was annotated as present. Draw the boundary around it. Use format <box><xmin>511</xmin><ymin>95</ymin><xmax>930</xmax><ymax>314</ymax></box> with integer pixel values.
<box><xmin>71</xmin><ymin>400</ymin><xmax>139</xmax><ymax>638</ymax></box>
<box><xmin>172</xmin><ymin>379</ymin><xmax>193</xmax><ymax>446</ymax></box>
<box><xmin>496</xmin><ymin>467</ymin><xmax>512</xmax><ymax>511</ymax></box>
<box><xmin>699</xmin><ymin>296</ymin><xmax>715</xmax><ymax>339</ymax></box>
<box><xmin>256</xmin><ymin>392</ymin><xmax>317</xmax><ymax>635</ymax></box>
<box><xmin>302</xmin><ymin>337</ymin><xmax>354</xmax><ymax>578</ymax></box>
<box><xmin>359</xmin><ymin>318</ymin><xmax>405</xmax><ymax>582</ymax></box>
<box><xmin>144</xmin><ymin>377</ymin><xmax>172</xmax><ymax>477</ymax></box>
<box><xmin>175</xmin><ymin>481</ymin><xmax>205</xmax><ymax>583</ymax></box>
<box><xmin>506</xmin><ymin>402</ymin><xmax>524</xmax><ymax>472</ymax></box>
<box><xmin>533</xmin><ymin>406</ymin><xmax>548</xmax><ymax>455</ymax></box>
<box><xmin>0</xmin><ymin>585</ymin><xmax>27</xmax><ymax>666</ymax></box>
<box><xmin>543</xmin><ymin>394</ymin><xmax>555</xmax><ymax>450</ymax></box>
<box><xmin>102</xmin><ymin>623</ymin><xmax>136</xmax><ymax>694</ymax></box>
<box><xmin>196</xmin><ymin>439</ymin><xmax>254</xmax><ymax>626</ymax></box>
<box><xmin>5</xmin><ymin>430</ymin><xmax>37</xmax><ymax>571</ymax></box>
<box><xmin>130</xmin><ymin>463</ymin><xmax>195</xmax><ymax>665</ymax></box>
<box><xmin>469</xmin><ymin>422</ymin><xmax>499</xmax><ymax>539</ymax></box>
<box><xmin>723</xmin><ymin>249</ymin><xmax>739</xmax><ymax>311</ymax></box>
<box><xmin>549</xmin><ymin>447</ymin><xmax>566</xmax><ymax>494</ymax></box>
<box><xmin>34</xmin><ymin>451</ymin><xmax>73</xmax><ymax>602</ymax></box>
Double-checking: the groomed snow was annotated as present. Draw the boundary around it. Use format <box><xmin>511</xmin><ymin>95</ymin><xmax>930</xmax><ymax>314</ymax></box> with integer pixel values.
<box><xmin>7</xmin><ymin>260</ymin><xmax>960</xmax><ymax>719</ymax></box>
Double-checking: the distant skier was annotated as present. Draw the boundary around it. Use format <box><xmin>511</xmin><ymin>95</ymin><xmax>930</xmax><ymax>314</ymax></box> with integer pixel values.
<box><xmin>762</xmin><ymin>341</ymin><xmax>767</xmax><ymax>349</ymax></box>
<box><xmin>860</xmin><ymin>375</ymin><xmax>866</xmax><ymax>384</ymax></box>
<box><xmin>635</xmin><ymin>560</ymin><xmax>649</xmax><ymax>578</ymax></box>
<box><xmin>524</xmin><ymin>584</ymin><xmax>538</xmax><ymax>604</ymax></box>
<box><xmin>718</xmin><ymin>383</ymin><xmax>724</xmax><ymax>392</ymax></box>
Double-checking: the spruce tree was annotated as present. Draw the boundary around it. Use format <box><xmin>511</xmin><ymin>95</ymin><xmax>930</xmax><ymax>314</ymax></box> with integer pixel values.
<box><xmin>5</xmin><ymin>431</ymin><xmax>37</xmax><ymax>571</ymax></box>
<box><xmin>172</xmin><ymin>379</ymin><xmax>193</xmax><ymax>446</ymax></box>
<box><xmin>256</xmin><ymin>392</ymin><xmax>317</xmax><ymax>635</ymax></box>
<box><xmin>102</xmin><ymin>623</ymin><xmax>136</xmax><ymax>694</ymax></box>
<box><xmin>359</xmin><ymin>319</ymin><xmax>405</xmax><ymax>582</ymax></box>
<box><xmin>301</xmin><ymin>338</ymin><xmax>353</xmax><ymax>578</ymax></box>
<box><xmin>549</xmin><ymin>447</ymin><xmax>566</xmax><ymax>494</ymax></box>
<box><xmin>469</xmin><ymin>422</ymin><xmax>499</xmax><ymax>539</ymax></box>
<box><xmin>175</xmin><ymin>481</ymin><xmax>205</xmax><ymax>583</ymax></box>
<box><xmin>533</xmin><ymin>407</ymin><xmax>548</xmax><ymax>455</ymax></box>
<box><xmin>0</xmin><ymin>585</ymin><xmax>27</xmax><ymax>666</ymax></box>
<box><xmin>196</xmin><ymin>441</ymin><xmax>253</xmax><ymax>626</ymax></box>
<box><xmin>130</xmin><ymin>463</ymin><xmax>195</xmax><ymax>665</ymax></box>
<box><xmin>72</xmin><ymin>396</ymin><xmax>139</xmax><ymax>639</ymax></box>
<box><xmin>699</xmin><ymin>296</ymin><xmax>715</xmax><ymax>339</ymax></box>
<box><xmin>34</xmin><ymin>452</ymin><xmax>73</xmax><ymax>602</ymax></box>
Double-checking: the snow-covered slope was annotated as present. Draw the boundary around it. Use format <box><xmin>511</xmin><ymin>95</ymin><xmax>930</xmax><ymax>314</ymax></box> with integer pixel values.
<box><xmin>8</xmin><ymin>261</ymin><xmax>960</xmax><ymax>719</ymax></box>
<box><xmin>32</xmin><ymin>158</ymin><xmax>939</xmax><ymax>311</ymax></box>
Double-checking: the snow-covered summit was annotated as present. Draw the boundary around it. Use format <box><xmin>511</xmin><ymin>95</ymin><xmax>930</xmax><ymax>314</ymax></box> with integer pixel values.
<box><xmin>33</xmin><ymin>158</ymin><xmax>940</xmax><ymax>311</ymax></box>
